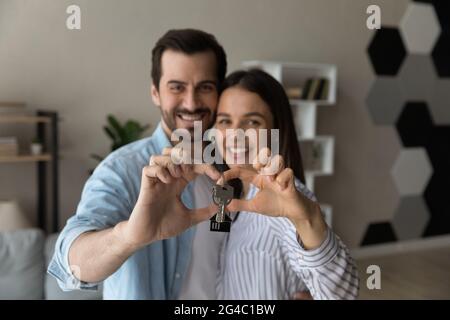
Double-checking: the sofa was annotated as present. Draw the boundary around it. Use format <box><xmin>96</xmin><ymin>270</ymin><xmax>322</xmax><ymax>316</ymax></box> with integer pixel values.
<box><xmin>0</xmin><ymin>228</ymin><xmax>102</xmax><ymax>300</ymax></box>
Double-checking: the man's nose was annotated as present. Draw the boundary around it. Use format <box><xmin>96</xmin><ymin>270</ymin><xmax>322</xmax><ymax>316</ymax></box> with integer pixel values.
<box><xmin>182</xmin><ymin>89</ymin><xmax>199</xmax><ymax>111</ymax></box>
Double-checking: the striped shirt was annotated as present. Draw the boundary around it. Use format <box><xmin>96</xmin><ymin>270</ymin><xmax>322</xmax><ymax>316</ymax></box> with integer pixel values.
<box><xmin>215</xmin><ymin>181</ymin><xmax>359</xmax><ymax>300</ymax></box>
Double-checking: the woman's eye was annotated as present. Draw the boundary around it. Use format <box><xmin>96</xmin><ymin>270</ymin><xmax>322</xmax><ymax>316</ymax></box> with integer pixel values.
<box><xmin>247</xmin><ymin>120</ymin><xmax>261</xmax><ymax>126</ymax></box>
<box><xmin>216</xmin><ymin>119</ymin><xmax>231</xmax><ymax>125</ymax></box>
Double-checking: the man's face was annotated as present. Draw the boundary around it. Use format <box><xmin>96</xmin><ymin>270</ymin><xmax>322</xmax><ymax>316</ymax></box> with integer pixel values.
<box><xmin>151</xmin><ymin>49</ymin><xmax>218</xmax><ymax>138</ymax></box>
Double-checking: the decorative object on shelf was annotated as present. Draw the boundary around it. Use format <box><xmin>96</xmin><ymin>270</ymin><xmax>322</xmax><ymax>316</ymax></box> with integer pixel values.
<box><xmin>301</xmin><ymin>78</ymin><xmax>329</xmax><ymax>101</ymax></box>
<box><xmin>0</xmin><ymin>199</ymin><xmax>32</xmax><ymax>231</ymax></box>
<box><xmin>30</xmin><ymin>137</ymin><xmax>43</xmax><ymax>155</ymax></box>
<box><xmin>90</xmin><ymin>114</ymin><xmax>150</xmax><ymax>170</ymax></box>
<box><xmin>284</xmin><ymin>86</ymin><xmax>303</xmax><ymax>99</ymax></box>
<box><xmin>0</xmin><ymin>137</ymin><xmax>18</xmax><ymax>156</ymax></box>
<box><xmin>311</xmin><ymin>141</ymin><xmax>324</xmax><ymax>171</ymax></box>
<box><xmin>300</xmin><ymin>140</ymin><xmax>330</xmax><ymax>173</ymax></box>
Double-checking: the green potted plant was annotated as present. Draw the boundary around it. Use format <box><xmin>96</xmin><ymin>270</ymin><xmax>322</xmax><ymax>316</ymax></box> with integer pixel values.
<box><xmin>90</xmin><ymin>114</ymin><xmax>150</xmax><ymax>171</ymax></box>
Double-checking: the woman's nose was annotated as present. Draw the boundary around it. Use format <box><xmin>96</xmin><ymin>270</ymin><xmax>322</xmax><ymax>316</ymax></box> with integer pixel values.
<box><xmin>227</xmin><ymin>122</ymin><xmax>243</xmax><ymax>131</ymax></box>
<box><xmin>226</xmin><ymin>128</ymin><xmax>246</xmax><ymax>143</ymax></box>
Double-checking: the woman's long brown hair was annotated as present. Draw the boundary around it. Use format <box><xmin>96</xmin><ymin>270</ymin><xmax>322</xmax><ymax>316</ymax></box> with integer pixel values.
<box><xmin>218</xmin><ymin>69</ymin><xmax>305</xmax><ymax>185</ymax></box>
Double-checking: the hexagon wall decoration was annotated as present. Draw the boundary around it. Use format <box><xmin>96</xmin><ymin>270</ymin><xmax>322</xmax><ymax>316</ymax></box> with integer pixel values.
<box><xmin>363</xmin><ymin>0</ymin><xmax>450</xmax><ymax>246</ymax></box>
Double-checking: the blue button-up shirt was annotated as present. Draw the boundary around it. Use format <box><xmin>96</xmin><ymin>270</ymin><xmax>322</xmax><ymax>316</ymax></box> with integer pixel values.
<box><xmin>47</xmin><ymin>122</ymin><xmax>199</xmax><ymax>299</ymax></box>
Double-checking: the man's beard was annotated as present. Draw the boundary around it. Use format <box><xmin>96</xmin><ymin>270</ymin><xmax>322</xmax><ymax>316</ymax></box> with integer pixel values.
<box><xmin>162</xmin><ymin>107</ymin><xmax>214</xmax><ymax>135</ymax></box>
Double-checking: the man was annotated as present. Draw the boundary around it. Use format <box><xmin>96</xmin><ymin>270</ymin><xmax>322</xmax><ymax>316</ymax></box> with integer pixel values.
<box><xmin>48</xmin><ymin>29</ymin><xmax>227</xmax><ymax>299</ymax></box>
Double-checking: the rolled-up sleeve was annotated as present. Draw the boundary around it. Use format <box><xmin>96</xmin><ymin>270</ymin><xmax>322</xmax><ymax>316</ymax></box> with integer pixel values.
<box><xmin>283</xmin><ymin>227</ymin><xmax>359</xmax><ymax>300</ymax></box>
<box><xmin>47</xmin><ymin>157</ymin><xmax>137</xmax><ymax>291</ymax></box>
<box><xmin>281</xmin><ymin>178</ymin><xmax>359</xmax><ymax>300</ymax></box>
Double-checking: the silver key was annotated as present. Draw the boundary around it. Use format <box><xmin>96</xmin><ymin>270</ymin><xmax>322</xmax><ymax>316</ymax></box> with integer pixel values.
<box><xmin>212</xmin><ymin>184</ymin><xmax>233</xmax><ymax>223</ymax></box>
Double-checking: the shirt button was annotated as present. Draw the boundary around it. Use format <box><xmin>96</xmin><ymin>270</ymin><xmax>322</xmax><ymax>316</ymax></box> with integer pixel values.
<box><xmin>175</xmin><ymin>273</ymin><xmax>181</xmax><ymax>279</ymax></box>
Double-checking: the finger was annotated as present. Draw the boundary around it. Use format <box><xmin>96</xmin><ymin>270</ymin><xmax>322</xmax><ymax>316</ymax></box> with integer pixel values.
<box><xmin>140</xmin><ymin>167</ymin><xmax>158</xmax><ymax>188</ymax></box>
<box><xmin>226</xmin><ymin>198</ymin><xmax>255</xmax><ymax>213</ymax></box>
<box><xmin>220</xmin><ymin>166</ymin><xmax>257</xmax><ymax>184</ymax></box>
<box><xmin>162</xmin><ymin>147</ymin><xmax>172</xmax><ymax>156</ymax></box>
<box><xmin>165</xmin><ymin>146</ymin><xmax>189</xmax><ymax>165</ymax></box>
<box><xmin>180</xmin><ymin>164</ymin><xmax>196</xmax><ymax>181</ymax></box>
<box><xmin>260</xmin><ymin>154</ymin><xmax>284</xmax><ymax>176</ymax></box>
<box><xmin>216</xmin><ymin>173</ymin><xmax>225</xmax><ymax>186</ymax></box>
<box><xmin>252</xmin><ymin>147</ymin><xmax>271</xmax><ymax>170</ymax></box>
<box><xmin>293</xmin><ymin>292</ymin><xmax>313</xmax><ymax>300</ymax></box>
<box><xmin>275</xmin><ymin>168</ymin><xmax>294</xmax><ymax>190</ymax></box>
<box><xmin>149</xmin><ymin>155</ymin><xmax>181</xmax><ymax>178</ymax></box>
<box><xmin>180</xmin><ymin>163</ymin><xmax>221</xmax><ymax>183</ymax></box>
<box><xmin>189</xmin><ymin>204</ymin><xmax>218</xmax><ymax>225</ymax></box>
<box><xmin>162</xmin><ymin>146</ymin><xmax>189</xmax><ymax>165</ymax></box>
<box><xmin>192</xmin><ymin>163</ymin><xmax>221</xmax><ymax>182</ymax></box>
<box><xmin>143</xmin><ymin>165</ymin><xmax>173</xmax><ymax>184</ymax></box>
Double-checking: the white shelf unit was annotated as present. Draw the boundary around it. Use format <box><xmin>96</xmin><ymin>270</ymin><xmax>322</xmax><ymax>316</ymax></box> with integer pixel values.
<box><xmin>242</xmin><ymin>60</ymin><xmax>337</xmax><ymax>227</ymax></box>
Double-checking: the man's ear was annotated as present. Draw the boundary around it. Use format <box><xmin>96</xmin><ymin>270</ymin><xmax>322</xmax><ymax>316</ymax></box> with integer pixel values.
<box><xmin>151</xmin><ymin>84</ymin><xmax>161</xmax><ymax>107</ymax></box>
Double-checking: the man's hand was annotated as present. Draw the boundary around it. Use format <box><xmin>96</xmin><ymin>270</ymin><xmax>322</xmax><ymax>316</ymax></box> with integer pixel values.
<box><xmin>117</xmin><ymin>147</ymin><xmax>221</xmax><ymax>250</ymax></box>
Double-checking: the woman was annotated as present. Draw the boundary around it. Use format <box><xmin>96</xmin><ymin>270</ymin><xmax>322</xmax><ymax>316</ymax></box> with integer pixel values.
<box><xmin>210</xmin><ymin>69</ymin><xmax>359</xmax><ymax>299</ymax></box>
<box><xmin>151</xmin><ymin>69</ymin><xmax>359</xmax><ymax>300</ymax></box>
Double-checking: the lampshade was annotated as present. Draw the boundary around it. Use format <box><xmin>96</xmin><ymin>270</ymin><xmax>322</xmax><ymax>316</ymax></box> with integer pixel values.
<box><xmin>0</xmin><ymin>200</ymin><xmax>32</xmax><ymax>231</ymax></box>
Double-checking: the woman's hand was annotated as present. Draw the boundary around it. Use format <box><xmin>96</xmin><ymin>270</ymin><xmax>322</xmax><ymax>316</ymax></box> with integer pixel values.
<box><xmin>219</xmin><ymin>149</ymin><xmax>328</xmax><ymax>250</ymax></box>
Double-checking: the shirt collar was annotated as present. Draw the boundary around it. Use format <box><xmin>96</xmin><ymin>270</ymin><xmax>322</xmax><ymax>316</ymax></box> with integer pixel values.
<box><xmin>153</xmin><ymin>121</ymin><xmax>172</xmax><ymax>154</ymax></box>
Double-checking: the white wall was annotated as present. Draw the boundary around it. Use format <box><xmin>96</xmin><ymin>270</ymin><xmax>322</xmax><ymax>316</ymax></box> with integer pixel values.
<box><xmin>0</xmin><ymin>0</ymin><xmax>409</xmax><ymax>247</ymax></box>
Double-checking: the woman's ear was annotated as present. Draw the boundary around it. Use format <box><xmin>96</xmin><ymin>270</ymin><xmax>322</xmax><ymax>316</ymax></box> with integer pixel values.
<box><xmin>151</xmin><ymin>84</ymin><xmax>161</xmax><ymax>108</ymax></box>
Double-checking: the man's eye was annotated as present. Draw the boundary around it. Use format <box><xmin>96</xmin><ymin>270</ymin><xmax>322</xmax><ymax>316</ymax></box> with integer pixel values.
<box><xmin>199</xmin><ymin>84</ymin><xmax>215</xmax><ymax>92</ymax></box>
<box><xmin>169</xmin><ymin>85</ymin><xmax>184</xmax><ymax>92</ymax></box>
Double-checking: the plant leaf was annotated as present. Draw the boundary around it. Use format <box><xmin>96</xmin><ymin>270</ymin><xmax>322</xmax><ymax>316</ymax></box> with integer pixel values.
<box><xmin>107</xmin><ymin>115</ymin><xmax>126</xmax><ymax>141</ymax></box>
<box><xmin>103</xmin><ymin>126</ymin><xmax>117</xmax><ymax>142</ymax></box>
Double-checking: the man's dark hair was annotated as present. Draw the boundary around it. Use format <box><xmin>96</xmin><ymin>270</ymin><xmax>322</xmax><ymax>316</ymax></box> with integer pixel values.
<box><xmin>151</xmin><ymin>29</ymin><xmax>227</xmax><ymax>90</ymax></box>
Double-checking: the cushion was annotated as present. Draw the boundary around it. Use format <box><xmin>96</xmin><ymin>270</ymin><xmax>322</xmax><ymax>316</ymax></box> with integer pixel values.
<box><xmin>0</xmin><ymin>229</ymin><xmax>45</xmax><ymax>299</ymax></box>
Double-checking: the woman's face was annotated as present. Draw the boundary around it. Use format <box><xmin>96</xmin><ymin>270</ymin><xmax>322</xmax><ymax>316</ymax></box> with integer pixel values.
<box><xmin>215</xmin><ymin>86</ymin><xmax>274</xmax><ymax>168</ymax></box>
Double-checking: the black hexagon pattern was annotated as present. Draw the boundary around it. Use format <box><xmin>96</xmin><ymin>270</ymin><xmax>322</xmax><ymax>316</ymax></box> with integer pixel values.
<box><xmin>363</xmin><ymin>2</ymin><xmax>450</xmax><ymax>245</ymax></box>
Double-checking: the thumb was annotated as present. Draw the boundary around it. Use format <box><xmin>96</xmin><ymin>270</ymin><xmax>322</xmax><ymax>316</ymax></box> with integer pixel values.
<box><xmin>189</xmin><ymin>204</ymin><xmax>217</xmax><ymax>225</ymax></box>
<box><xmin>226</xmin><ymin>199</ymin><xmax>255</xmax><ymax>213</ymax></box>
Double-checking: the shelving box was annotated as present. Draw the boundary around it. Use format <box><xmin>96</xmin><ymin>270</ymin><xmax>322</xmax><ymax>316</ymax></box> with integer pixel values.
<box><xmin>242</xmin><ymin>61</ymin><xmax>337</xmax><ymax>106</ymax></box>
<box><xmin>0</xmin><ymin>111</ymin><xmax>59</xmax><ymax>233</ymax></box>
<box><xmin>242</xmin><ymin>60</ymin><xmax>337</xmax><ymax>226</ymax></box>
<box><xmin>299</xmin><ymin>136</ymin><xmax>335</xmax><ymax>192</ymax></box>
<box><xmin>292</xmin><ymin>102</ymin><xmax>316</xmax><ymax>139</ymax></box>
<box><xmin>0</xmin><ymin>137</ymin><xmax>19</xmax><ymax>156</ymax></box>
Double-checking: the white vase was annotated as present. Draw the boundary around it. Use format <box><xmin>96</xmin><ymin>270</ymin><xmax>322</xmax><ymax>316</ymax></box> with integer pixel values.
<box><xmin>30</xmin><ymin>143</ymin><xmax>43</xmax><ymax>155</ymax></box>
